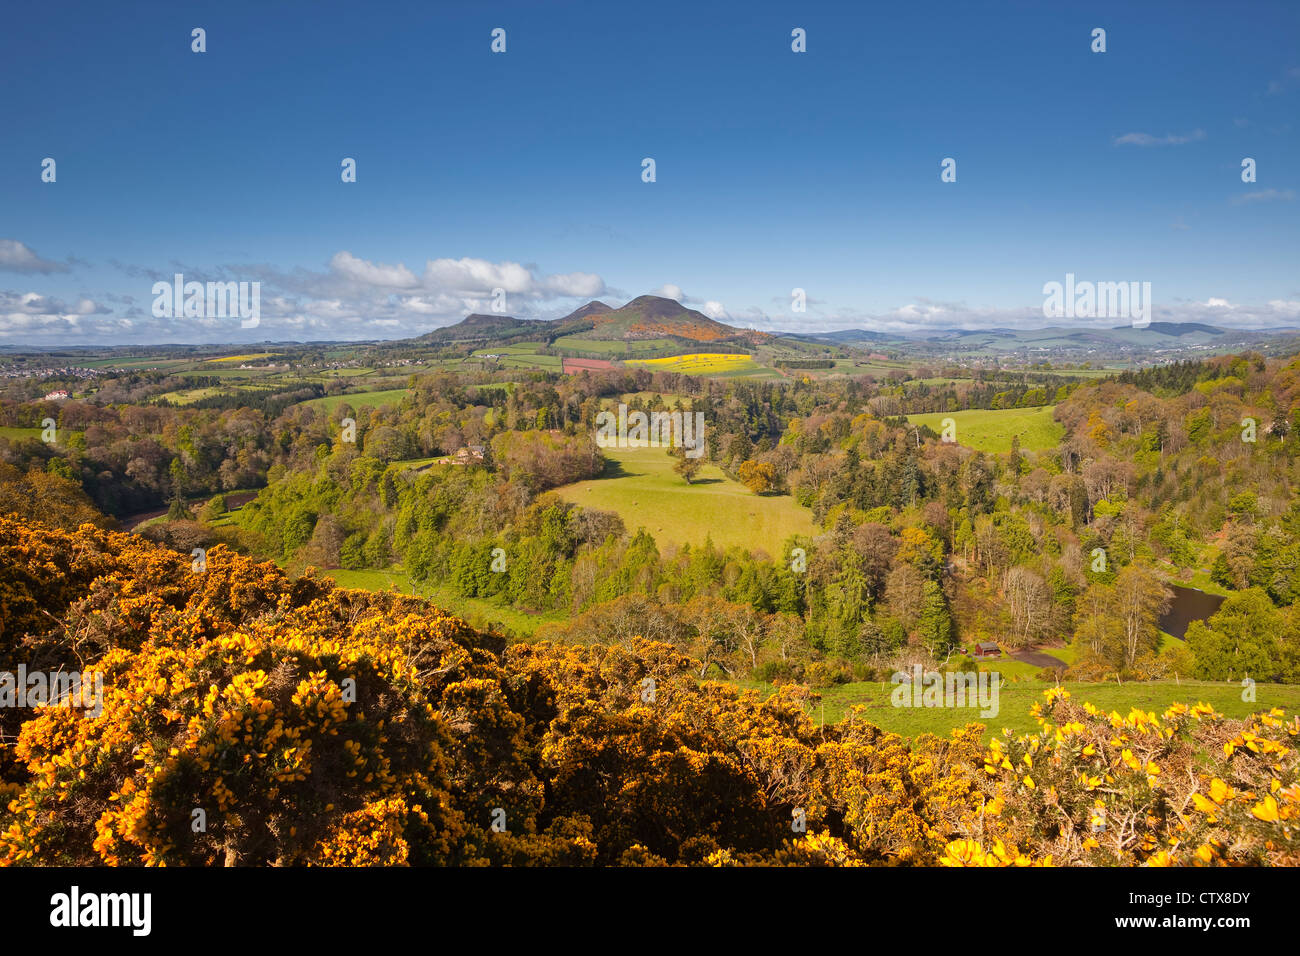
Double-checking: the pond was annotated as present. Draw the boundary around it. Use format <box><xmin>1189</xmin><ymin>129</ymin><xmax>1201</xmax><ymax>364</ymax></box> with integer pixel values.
<box><xmin>1159</xmin><ymin>585</ymin><xmax>1225</xmax><ymax>640</ymax></box>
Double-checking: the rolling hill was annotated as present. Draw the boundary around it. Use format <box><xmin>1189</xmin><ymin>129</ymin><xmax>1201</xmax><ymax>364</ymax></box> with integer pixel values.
<box><xmin>408</xmin><ymin>299</ymin><xmax>1300</xmax><ymax>376</ymax></box>
<box><xmin>411</xmin><ymin>313</ymin><xmax>536</xmax><ymax>346</ymax></box>
<box><xmin>410</xmin><ymin>296</ymin><xmax>772</xmax><ymax>349</ymax></box>
<box><xmin>565</xmin><ymin>295</ymin><xmax>763</xmax><ymax>345</ymax></box>
<box><xmin>802</xmin><ymin>323</ymin><xmax>1298</xmax><ymax>352</ymax></box>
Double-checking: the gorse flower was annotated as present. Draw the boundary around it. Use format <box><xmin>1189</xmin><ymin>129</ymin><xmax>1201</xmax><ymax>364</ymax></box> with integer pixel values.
<box><xmin>0</xmin><ymin>518</ymin><xmax>1296</xmax><ymax>867</ymax></box>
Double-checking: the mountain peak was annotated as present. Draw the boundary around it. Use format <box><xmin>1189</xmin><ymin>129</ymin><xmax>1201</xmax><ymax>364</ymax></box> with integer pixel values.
<box><xmin>557</xmin><ymin>300</ymin><xmax>614</xmax><ymax>322</ymax></box>
<box><xmin>622</xmin><ymin>294</ymin><xmax>696</xmax><ymax>319</ymax></box>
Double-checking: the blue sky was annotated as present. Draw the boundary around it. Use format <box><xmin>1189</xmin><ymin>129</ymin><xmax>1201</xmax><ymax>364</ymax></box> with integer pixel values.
<box><xmin>1</xmin><ymin>0</ymin><xmax>1297</xmax><ymax>345</ymax></box>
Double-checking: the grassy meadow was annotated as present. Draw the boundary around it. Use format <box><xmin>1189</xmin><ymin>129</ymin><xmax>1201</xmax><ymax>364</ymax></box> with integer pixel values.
<box><xmin>905</xmin><ymin>405</ymin><xmax>1064</xmax><ymax>453</ymax></box>
<box><xmin>732</xmin><ymin>678</ymin><xmax>1300</xmax><ymax>737</ymax></box>
<box><xmin>321</xmin><ymin>566</ymin><xmax>563</xmax><ymax>637</ymax></box>
<box><xmin>0</xmin><ymin>426</ymin><xmax>42</xmax><ymax>441</ymax></box>
<box><xmin>555</xmin><ymin>444</ymin><xmax>818</xmax><ymax>553</ymax></box>
<box><xmin>299</xmin><ymin>388</ymin><xmax>411</xmax><ymax>414</ymax></box>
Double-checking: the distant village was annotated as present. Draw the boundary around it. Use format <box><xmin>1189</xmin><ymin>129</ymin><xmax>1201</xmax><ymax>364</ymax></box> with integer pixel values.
<box><xmin>0</xmin><ymin>364</ymin><xmax>101</xmax><ymax>383</ymax></box>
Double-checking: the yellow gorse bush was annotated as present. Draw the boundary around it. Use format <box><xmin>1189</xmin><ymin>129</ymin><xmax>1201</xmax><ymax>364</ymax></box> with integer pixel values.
<box><xmin>1</xmin><ymin>516</ymin><xmax>1296</xmax><ymax>866</ymax></box>
<box><xmin>966</xmin><ymin>689</ymin><xmax>1300</xmax><ymax>866</ymax></box>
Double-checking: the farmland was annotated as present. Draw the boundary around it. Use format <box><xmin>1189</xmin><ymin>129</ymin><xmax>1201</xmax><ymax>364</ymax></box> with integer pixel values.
<box><xmin>551</xmin><ymin>335</ymin><xmax>676</xmax><ymax>355</ymax></box>
<box><xmin>735</xmin><ymin>678</ymin><xmax>1300</xmax><ymax>737</ymax></box>
<box><xmin>299</xmin><ymin>387</ymin><xmax>411</xmax><ymax>414</ymax></box>
<box><xmin>472</xmin><ymin>346</ymin><xmax>562</xmax><ymax>370</ymax></box>
<box><xmin>554</xmin><ymin>444</ymin><xmax>818</xmax><ymax>553</ymax></box>
<box><xmin>205</xmin><ymin>353</ymin><xmax>279</xmax><ymax>363</ymax></box>
<box><xmin>905</xmin><ymin>405</ymin><xmax>1064</xmax><ymax>453</ymax></box>
<box><xmin>625</xmin><ymin>352</ymin><xmax>771</xmax><ymax>378</ymax></box>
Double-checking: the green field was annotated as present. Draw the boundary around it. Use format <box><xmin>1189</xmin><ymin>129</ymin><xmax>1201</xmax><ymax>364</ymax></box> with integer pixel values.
<box><xmin>551</xmin><ymin>336</ymin><xmax>629</xmax><ymax>354</ymax></box>
<box><xmin>848</xmin><ymin>360</ymin><xmax>913</xmax><ymax>376</ymax></box>
<box><xmin>320</xmin><ymin>567</ymin><xmax>563</xmax><ymax>637</ymax></box>
<box><xmin>300</xmin><ymin>388</ymin><xmax>411</xmax><ymax>413</ymax></box>
<box><xmin>470</xmin><ymin>343</ymin><xmax>543</xmax><ymax>356</ymax></box>
<box><xmin>156</xmin><ymin>386</ymin><xmax>227</xmax><ymax>404</ymax></box>
<box><xmin>550</xmin><ymin>336</ymin><xmax>677</xmax><ymax>355</ymax></box>
<box><xmin>906</xmin><ymin>405</ymin><xmax>1064</xmax><ymax>453</ymax></box>
<box><xmin>618</xmin><ymin>391</ymin><xmax>691</xmax><ymax>407</ymax></box>
<box><xmin>81</xmin><ymin>357</ymin><xmax>193</xmax><ymax>371</ymax></box>
<box><xmin>470</xmin><ymin>348</ymin><xmax>563</xmax><ymax>369</ymax></box>
<box><xmin>733</xmin><ymin>678</ymin><xmax>1300</xmax><ymax>737</ymax></box>
<box><xmin>500</xmin><ymin>354</ymin><xmax>562</xmax><ymax>369</ymax></box>
<box><xmin>554</xmin><ymin>444</ymin><xmax>818</xmax><ymax>553</ymax></box>
<box><xmin>316</xmin><ymin>367</ymin><xmax>377</xmax><ymax>379</ymax></box>
<box><xmin>0</xmin><ymin>426</ymin><xmax>42</xmax><ymax>441</ymax></box>
<box><xmin>391</xmin><ymin>456</ymin><xmax>442</xmax><ymax>471</ymax></box>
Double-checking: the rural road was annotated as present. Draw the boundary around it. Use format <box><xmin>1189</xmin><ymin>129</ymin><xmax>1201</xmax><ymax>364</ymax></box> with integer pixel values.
<box><xmin>1010</xmin><ymin>648</ymin><xmax>1068</xmax><ymax>669</ymax></box>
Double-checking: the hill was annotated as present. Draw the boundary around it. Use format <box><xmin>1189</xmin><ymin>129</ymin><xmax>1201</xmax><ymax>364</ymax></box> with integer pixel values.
<box><xmin>569</xmin><ymin>295</ymin><xmax>758</xmax><ymax>344</ymax></box>
<box><xmin>412</xmin><ymin>313</ymin><xmax>535</xmax><ymax>346</ymax></box>
<box><xmin>796</xmin><ymin>323</ymin><xmax>1300</xmax><ymax>365</ymax></box>
<box><xmin>411</xmin><ymin>295</ymin><xmax>773</xmax><ymax>352</ymax></box>
<box><xmin>558</xmin><ymin>300</ymin><xmax>615</xmax><ymax>322</ymax></box>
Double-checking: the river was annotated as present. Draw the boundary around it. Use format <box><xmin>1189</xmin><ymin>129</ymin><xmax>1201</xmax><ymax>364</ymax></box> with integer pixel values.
<box><xmin>1159</xmin><ymin>585</ymin><xmax>1225</xmax><ymax>640</ymax></box>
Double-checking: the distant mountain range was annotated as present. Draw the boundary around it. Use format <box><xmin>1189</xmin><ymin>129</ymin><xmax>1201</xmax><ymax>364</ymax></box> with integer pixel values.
<box><xmin>5</xmin><ymin>299</ymin><xmax>1298</xmax><ymax>362</ymax></box>
<box><xmin>784</xmin><ymin>321</ymin><xmax>1300</xmax><ymax>359</ymax></box>
<box><xmin>410</xmin><ymin>296</ymin><xmax>1299</xmax><ymax>362</ymax></box>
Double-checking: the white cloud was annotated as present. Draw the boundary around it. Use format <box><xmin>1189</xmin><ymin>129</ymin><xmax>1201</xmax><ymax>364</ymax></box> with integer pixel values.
<box><xmin>542</xmin><ymin>271</ymin><xmax>605</xmax><ymax>297</ymax></box>
<box><xmin>0</xmin><ymin>290</ymin><xmax>112</xmax><ymax>333</ymax></box>
<box><xmin>655</xmin><ymin>283</ymin><xmax>684</xmax><ymax>301</ymax></box>
<box><xmin>728</xmin><ymin>294</ymin><xmax>1300</xmax><ymax>335</ymax></box>
<box><xmin>328</xmin><ymin>251</ymin><xmax>418</xmax><ymax>288</ymax></box>
<box><xmin>0</xmin><ymin>240</ymin><xmax>70</xmax><ymax>275</ymax></box>
<box><xmin>422</xmin><ymin>257</ymin><xmax>534</xmax><ymax>295</ymax></box>
<box><xmin>1113</xmin><ymin>129</ymin><xmax>1206</xmax><ymax>147</ymax></box>
<box><xmin>80</xmin><ymin>253</ymin><xmax>615</xmax><ymax>342</ymax></box>
<box><xmin>1232</xmin><ymin>189</ymin><xmax>1296</xmax><ymax>205</ymax></box>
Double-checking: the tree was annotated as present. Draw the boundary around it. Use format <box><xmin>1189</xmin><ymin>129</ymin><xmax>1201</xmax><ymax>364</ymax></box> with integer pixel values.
<box><xmin>671</xmin><ymin>447</ymin><xmax>703</xmax><ymax>484</ymax></box>
<box><xmin>1112</xmin><ymin>564</ymin><xmax>1172</xmax><ymax>671</ymax></box>
<box><xmin>1186</xmin><ymin>588</ymin><xmax>1293</xmax><ymax>682</ymax></box>
<box><xmin>852</xmin><ymin>523</ymin><xmax>898</xmax><ymax>598</ymax></box>
<box><xmin>1072</xmin><ymin>579</ymin><xmax>1122</xmax><ymax>672</ymax></box>
<box><xmin>1002</xmin><ymin>565</ymin><xmax>1053</xmax><ymax>648</ymax></box>
<box><xmin>302</xmin><ymin>514</ymin><xmax>346</xmax><ymax>569</ymax></box>
<box><xmin>738</xmin><ymin>459</ymin><xmax>777</xmax><ymax>495</ymax></box>
<box><xmin>884</xmin><ymin>563</ymin><xmax>927</xmax><ymax>632</ymax></box>
<box><xmin>917</xmin><ymin>580</ymin><xmax>955</xmax><ymax>658</ymax></box>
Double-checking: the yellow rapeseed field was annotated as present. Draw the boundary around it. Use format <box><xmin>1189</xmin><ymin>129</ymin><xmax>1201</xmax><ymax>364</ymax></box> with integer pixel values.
<box><xmin>626</xmin><ymin>353</ymin><xmax>756</xmax><ymax>374</ymax></box>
